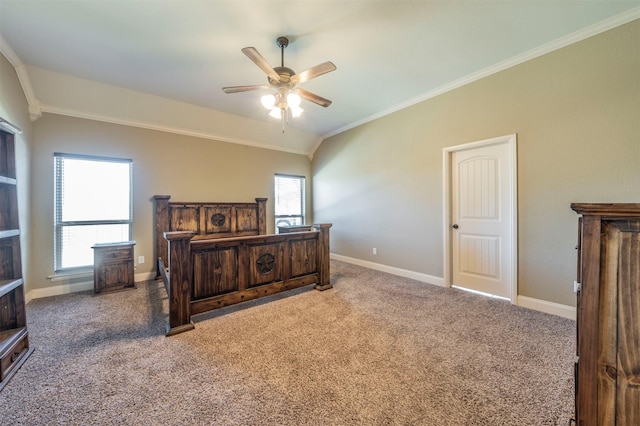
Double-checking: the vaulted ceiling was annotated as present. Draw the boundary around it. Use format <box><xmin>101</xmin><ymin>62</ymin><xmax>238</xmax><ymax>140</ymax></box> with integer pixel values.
<box><xmin>1</xmin><ymin>1</ymin><xmax>638</xmax><ymax>155</ymax></box>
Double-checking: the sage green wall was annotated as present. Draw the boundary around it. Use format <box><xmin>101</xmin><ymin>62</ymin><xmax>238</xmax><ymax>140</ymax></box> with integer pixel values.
<box><xmin>312</xmin><ymin>21</ymin><xmax>640</xmax><ymax>307</ymax></box>
<box><xmin>0</xmin><ymin>54</ymin><xmax>33</xmax><ymax>293</ymax></box>
<box><xmin>30</xmin><ymin>114</ymin><xmax>311</xmax><ymax>291</ymax></box>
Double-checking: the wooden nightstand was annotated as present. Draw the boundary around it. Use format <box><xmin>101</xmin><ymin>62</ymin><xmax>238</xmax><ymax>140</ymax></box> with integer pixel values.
<box><xmin>92</xmin><ymin>241</ymin><xmax>136</xmax><ymax>294</ymax></box>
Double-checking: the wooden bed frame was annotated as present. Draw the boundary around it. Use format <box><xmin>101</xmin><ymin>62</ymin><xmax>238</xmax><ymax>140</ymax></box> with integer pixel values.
<box><xmin>154</xmin><ymin>195</ymin><xmax>332</xmax><ymax>335</ymax></box>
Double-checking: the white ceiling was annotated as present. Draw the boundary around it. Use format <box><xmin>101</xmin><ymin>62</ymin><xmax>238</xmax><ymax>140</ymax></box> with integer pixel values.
<box><xmin>1</xmin><ymin>1</ymin><xmax>638</xmax><ymax>153</ymax></box>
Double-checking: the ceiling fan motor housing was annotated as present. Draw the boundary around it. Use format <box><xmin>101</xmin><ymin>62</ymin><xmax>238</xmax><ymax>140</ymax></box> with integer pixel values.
<box><xmin>269</xmin><ymin>67</ymin><xmax>295</xmax><ymax>87</ymax></box>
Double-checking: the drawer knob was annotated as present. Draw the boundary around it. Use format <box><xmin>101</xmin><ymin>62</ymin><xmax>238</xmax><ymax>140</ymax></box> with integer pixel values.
<box><xmin>11</xmin><ymin>350</ymin><xmax>21</xmax><ymax>362</ymax></box>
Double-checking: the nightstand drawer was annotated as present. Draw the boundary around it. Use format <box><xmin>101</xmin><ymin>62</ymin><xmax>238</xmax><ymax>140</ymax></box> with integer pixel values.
<box><xmin>95</xmin><ymin>247</ymin><xmax>133</xmax><ymax>263</ymax></box>
<box><xmin>0</xmin><ymin>333</ymin><xmax>29</xmax><ymax>382</ymax></box>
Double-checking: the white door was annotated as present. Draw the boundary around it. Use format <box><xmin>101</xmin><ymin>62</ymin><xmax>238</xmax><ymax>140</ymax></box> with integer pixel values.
<box><xmin>450</xmin><ymin>138</ymin><xmax>515</xmax><ymax>299</ymax></box>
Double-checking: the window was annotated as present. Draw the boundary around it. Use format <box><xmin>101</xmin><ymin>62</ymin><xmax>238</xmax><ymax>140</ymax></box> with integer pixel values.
<box><xmin>54</xmin><ymin>153</ymin><xmax>132</xmax><ymax>272</ymax></box>
<box><xmin>274</xmin><ymin>174</ymin><xmax>305</xmax><ymax>232</ymax></box>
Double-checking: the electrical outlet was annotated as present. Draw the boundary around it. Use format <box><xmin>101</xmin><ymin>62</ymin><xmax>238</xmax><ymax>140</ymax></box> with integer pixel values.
<box><xmin>573</xmin><ymin>280</ymin><xmax>581</xmax><ymax>293</ymax></box>
<box><xmin>372</xmin><ymin>248</ymin><xmax>377</xmax><ymax>255</ymax></box>
<box><xmin>138</xmin><ymin>256</ymin><xmax>145</xmax><ymax>264</ymax></box>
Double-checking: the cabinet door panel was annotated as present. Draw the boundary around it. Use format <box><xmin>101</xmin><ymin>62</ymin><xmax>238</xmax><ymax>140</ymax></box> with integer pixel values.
<box><xmin>203</xmin><ymin>206</ymin><xmax>232</xmax><ymax>235</ymax></box>
<box><xmin>248</xmin><ymin>243</ymin><xmax>282</xmax><ymax>286</ymax></box>
<box><xmin>192</xmin><ymin>248</ymin><xmax>238</xmax><ymax>298</ymax></box>
<box><xmin>617</xmin><ymin>231</ymin><xmax>640</xmax><ymax>425</ymax></box>
<box><xmin>170</xmin><ymin>206</ymin><xmax>199</xmax><ymax>232</ymax></box>
<box><xmin>597</xmin><ymin>224</ymin><xmax>619</xmax><ymax>425</ymax></box>
<box><xmin>96</xmin><ymin>261</ymin><xmax>133</xmax><ymax>291</ymax></box>
<box><xmin>236</xmin><ymin>207</ymin><xmax>258</xmax><ymax>233</ymax></box>
<box><xmin>289</xmin><ymin>239</ymin><xmax>317</xmax><ymax>278</ymax></box>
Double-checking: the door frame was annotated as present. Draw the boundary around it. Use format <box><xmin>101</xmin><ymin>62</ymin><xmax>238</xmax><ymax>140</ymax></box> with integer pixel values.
<box><xmin>442</xmin><ymin>134</ymin><xmax>518</xmax><ymax>303</ymax></box>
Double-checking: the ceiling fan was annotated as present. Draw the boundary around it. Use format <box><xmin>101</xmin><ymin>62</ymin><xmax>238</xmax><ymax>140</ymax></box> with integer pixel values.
<box><xmin>222</xmin><ymin>36</ymin><xmax>336</xmax><ymax>127</ymax></box>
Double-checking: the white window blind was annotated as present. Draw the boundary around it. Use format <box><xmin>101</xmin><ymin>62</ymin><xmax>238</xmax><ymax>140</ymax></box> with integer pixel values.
<box><xmin>274</xmin><ymin>174</ymin><xmax>305</xmax><ymax>231</ymax></box>
<box><xmin>54</xmin><ymin>153</ymin><xmax>132</xmax><ymax>271</ymax></box>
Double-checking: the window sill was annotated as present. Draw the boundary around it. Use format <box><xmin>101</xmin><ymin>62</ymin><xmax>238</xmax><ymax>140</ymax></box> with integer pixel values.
<box><xmin>47</xmin><ymin>270</ymin><xmax>93</xmax><ymax>282</ymax></box>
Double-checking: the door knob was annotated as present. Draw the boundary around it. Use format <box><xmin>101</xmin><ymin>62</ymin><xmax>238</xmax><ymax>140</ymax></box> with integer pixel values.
<box><xmin>452</xmin><ymin>224</ymin><xmax>459</xmax><ymax>229</ymax></box>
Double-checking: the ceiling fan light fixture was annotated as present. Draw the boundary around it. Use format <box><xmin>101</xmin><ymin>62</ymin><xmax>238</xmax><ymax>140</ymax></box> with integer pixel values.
<box><xmin>269</xmin><ymin>107</ymin><xmax>282</xmax><ymax>119</ymax></box>
<box><xmin>261</xmin><ymin>94</ymin><xmax>276</xmax><ymax>110</ymax></box>
<box><xmin>291</xmin><ymin>107</ymin><xmax>304</xmax><ymax>118</ymax></box>
<box><xmin>287</xmin><ymin>92</ymin><xmax>301</xmax><ymax>107</ymax></box>
<box><xmin>290</xmin><ymin>104</ymin><xmax>303</xmax><ymax>118</ymax></box>
<box><xmin>287</xmin><ymin>92</ymin><xmax>303</xmax><ymax>118</ymax></box>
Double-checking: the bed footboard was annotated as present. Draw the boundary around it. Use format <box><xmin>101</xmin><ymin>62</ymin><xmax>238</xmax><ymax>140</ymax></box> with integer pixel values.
<box><xmin>164</xmin><ymin>224</ymin><xmax>332</xmax><ymax>336</ymax></box>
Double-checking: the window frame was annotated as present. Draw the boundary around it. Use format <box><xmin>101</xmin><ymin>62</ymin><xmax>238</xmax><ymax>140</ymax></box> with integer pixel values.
<box><xmin>54</xmin><ymin>152</ymin><xmax>133</xmax><ymax>273</ymax></box>
<box><xmin>274</xmin><ymin>173</ymin><xmax>306</xmax><ymax>232</ymax></box>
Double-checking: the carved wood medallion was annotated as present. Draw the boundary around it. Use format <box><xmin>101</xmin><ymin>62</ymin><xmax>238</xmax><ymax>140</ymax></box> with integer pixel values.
<box><xmin>256</xmin><ymin>253</ymin><xmax>275</xmax><ymax>274</ymax></box>
<box><xmin>211</xmin><ymin>213</ymin><xmax>226</xmax><ymax>227</ymax></box>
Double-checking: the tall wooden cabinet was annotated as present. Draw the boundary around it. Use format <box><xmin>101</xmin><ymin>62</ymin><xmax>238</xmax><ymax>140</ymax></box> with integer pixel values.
<box><xmin>0</xmin><ymin>119</ymin><xmax>33</xmax><ymax>391</ymax></box>
<box><xmin>571</xmin><ymin>203</ymin><xmax>640</xmax><ymax>425</ymax></box>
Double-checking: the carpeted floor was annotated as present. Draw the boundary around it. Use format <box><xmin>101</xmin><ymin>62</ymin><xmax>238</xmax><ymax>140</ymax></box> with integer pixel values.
<box><xmin>1</xmin><ymin>260</ymin><xmax>576</xmax><ymax>425</ymax></box>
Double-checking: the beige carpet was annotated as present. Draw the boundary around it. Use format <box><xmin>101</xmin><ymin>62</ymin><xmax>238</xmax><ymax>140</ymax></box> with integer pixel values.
<box><xmin>1</xmin><ymin>260</ymin><xmax>576</xmax><ymax>425</ymax></box>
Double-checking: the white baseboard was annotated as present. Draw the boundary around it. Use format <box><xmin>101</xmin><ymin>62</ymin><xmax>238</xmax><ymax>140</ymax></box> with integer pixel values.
<box><xmin>135</xmin><ymin>272</ymin><xmax>156</xmax><ymax>282</ymax></box>
<box><xmin>330</xmin><ymin>253</ymin><xmax>445</xmax><ymax>287</ymax></box>
<box><xmin>517</xmin><ymin>295</ymin><xmax>576</xmax><ymax>320</ymax></box>
<box><xmin>331</xmin><ymin>253</ymin><xmax>576</xmax><ymax>321</ymax></box>
<box><xmin>27</xmin><ymin>280</ymin><xmax>93</xmax><ymax>302</ymax></box>
<box><xmin>26</xmin><ymin>272</ymin><xmax>156</xmax><ymax>303</ymax></box>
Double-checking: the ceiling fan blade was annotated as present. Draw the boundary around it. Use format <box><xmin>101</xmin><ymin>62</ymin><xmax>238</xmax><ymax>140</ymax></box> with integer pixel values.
<box><xmin>241</xmin><ymin>47</ymin><xmax>280</xmax><ymax>82</ymax></box>
<box><xmin>296</xmin><ymin>88</ymin><xmax>332</xmax><ymax>108</ymax></box>
<box><xmin>222</xmin><ymin>84</ymin><xmax>270</xmax><ymax>94</ymax></box>
<box><xmin>292</xmin><ymin>61</ymin><xmax>336</xmax><ymax>85</ymax></box>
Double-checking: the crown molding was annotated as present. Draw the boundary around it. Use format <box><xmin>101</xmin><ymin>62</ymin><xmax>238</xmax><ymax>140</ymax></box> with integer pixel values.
<box><xmin>307</xmin><ymin>136</ymin><xmax>326</xmax><ymax>161</ymax></box>
<box><xmin>0</xmin><ymin>35</ymin><xmax>21</xmax><ymax>66</ymax></box>
<box><xmin>0</xmin><ymin>117</ymin><xmax>23</xmax><ymax>134</ymax></box>
<box><xmin>0</xmin><ymin>36</ymin><xmax>42</xmax><ymax>121</ymax></box>
<box><xmin>318</xmin><ymin>7</ymin><xmax>640</xmax><ymax>144</ymax></box>
<box><xmin>40</xmin><ymin>104</ymin><xmax>311</xmax><ymax>157</ymax></box>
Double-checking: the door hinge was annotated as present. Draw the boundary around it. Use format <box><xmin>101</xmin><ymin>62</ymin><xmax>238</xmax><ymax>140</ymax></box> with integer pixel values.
<box><xmin>573</xmin><ymin>281</ymin><xmax>581</xmax><ymax>293</ymax></box>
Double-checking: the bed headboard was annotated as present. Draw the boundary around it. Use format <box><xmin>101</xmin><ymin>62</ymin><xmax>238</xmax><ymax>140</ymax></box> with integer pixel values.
<box><xmin>154</xmin><ymin>195</ymin><xmax>267</xmax><ymax>272</ymax></box>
